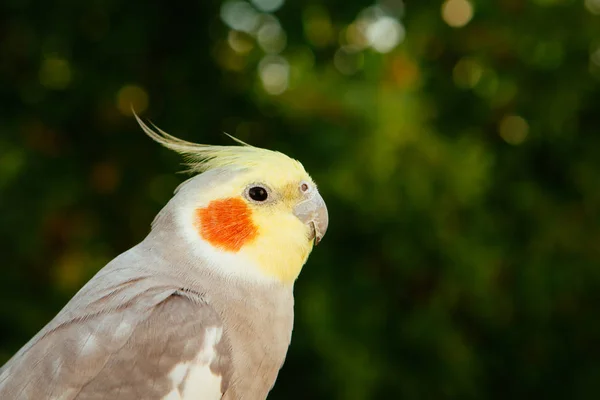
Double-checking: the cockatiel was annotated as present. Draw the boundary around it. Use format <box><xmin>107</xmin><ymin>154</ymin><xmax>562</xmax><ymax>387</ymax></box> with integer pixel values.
<box><xmin>0</xmin><ymin>115</ymin><xmax>328</xmax><ymax>400</ymax></box>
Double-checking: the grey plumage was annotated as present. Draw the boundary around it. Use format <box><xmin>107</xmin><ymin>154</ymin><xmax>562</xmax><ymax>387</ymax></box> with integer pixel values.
<box><xmin>0</xmin><ymin>169</ymin><xmax>297</xmax><ymax>399</ymax></box>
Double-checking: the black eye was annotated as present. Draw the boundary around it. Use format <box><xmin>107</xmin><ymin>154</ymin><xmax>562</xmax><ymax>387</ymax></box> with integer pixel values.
<box><xmin>248</xmin><ymin>186</ymin><xmax>268</xmax><ymax>202</ymax></box>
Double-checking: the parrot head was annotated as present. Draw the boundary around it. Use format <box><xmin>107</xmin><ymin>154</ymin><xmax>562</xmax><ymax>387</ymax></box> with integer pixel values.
<box><xmin>136</xmin><ymin>115</ymin><xmax>328</xmax><ymax>284</ymax></box>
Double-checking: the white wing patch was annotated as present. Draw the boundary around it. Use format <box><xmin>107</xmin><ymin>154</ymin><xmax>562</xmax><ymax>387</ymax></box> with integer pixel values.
<box><xmin>162</xmin><ymin>389</ymin><xmax>182</xmax><ymax>400</ymax></box>
<box><xmin>169</xmin><ymin>363</ymin><xmax>189</xmax><ymax>385</ymax></box>
<box><xmin>162</xmin><ymin>326</ymin><xmax>224</xmax><ymax>400</ymax></box>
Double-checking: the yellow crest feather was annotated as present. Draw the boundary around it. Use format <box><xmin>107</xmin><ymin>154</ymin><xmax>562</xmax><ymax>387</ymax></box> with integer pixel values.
<box><xmin>134</xmin><ymin>112</ymin><xmax>303</xmax><ymax>174</ymax></box>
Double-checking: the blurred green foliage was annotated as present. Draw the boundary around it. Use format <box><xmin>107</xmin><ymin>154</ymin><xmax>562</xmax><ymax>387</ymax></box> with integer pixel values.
<box><xmin>2</xmin><ymin>0</ymin><xmax>600</xmax><ymax>398</ymax></box>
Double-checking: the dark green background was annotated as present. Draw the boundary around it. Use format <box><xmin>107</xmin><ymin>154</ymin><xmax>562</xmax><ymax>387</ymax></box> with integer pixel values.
<box><xmin>2</xmin><ymin>0</ymin><xmax>600</xmax><ymax>398</ymax></box>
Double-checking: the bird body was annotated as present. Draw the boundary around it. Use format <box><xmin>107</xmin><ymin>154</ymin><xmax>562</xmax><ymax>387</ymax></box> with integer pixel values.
<box><xmin>0</xmin><ymin>119</ymin><xmax>328</xmax><ymax>400</ymax></box>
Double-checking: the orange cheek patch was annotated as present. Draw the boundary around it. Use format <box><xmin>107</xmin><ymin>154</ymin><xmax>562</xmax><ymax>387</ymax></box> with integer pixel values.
<box><xmin>195</xmin><ymin>197</ymin><xmax>258</xmax><ymax>252</ymax></box>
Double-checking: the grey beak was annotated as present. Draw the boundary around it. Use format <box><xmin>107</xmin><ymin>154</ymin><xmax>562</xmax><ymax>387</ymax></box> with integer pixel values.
<box><xmin>293</xmin><ymin>190</ymin><xmax>328</xmax><ymax>245</ymax></box>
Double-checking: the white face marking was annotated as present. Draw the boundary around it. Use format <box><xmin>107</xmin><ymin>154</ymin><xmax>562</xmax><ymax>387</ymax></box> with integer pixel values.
<box><xmin>174</xmin><ymin>189</ymin><xmax>280</xmax><ymax>285</ymax></box>
<box><xmin>164</xmin><ymin>326</ymin><xmax>224</xmax><ymax>400</ymax></box>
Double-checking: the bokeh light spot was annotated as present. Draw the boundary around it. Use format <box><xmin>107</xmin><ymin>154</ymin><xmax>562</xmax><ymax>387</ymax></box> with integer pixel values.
<box><xmin>251</xmin><ymin>0</ymin><xmax>284</xmax><ymax>13</ymax></box>
<box><xmin>499</xmin><ymin>115</ymin><xmax>529</xmax><ymax>145</ymax></box>
<box><xmin>258</xmin><ymin>55</ymin><xmax>289</xmax><ymax>95</ymax></box>
<box><xmin>116</xmin><ymin>85</ymin><xmax>149</xmax><ymax>116</ymax></box>
<box><xmin>350</xmin><ymin>6</ymin><xmax>404</xmax><ymax>53</ymax></box>
<box><xmin>220</xmin><ymin>1</ymin><xmax>261</xmax><ymax>34</ymax></box>
<box><xmin>366</xmin><ymin>16</ymin><xmax>405</xmax><ymax>53</ymax></box>
<box><xmin>228</xmin><ymin>30</ymin><xmax>254</xmax><ymax>54</ymax></box>
<box><xmin>39</xmin><ymin>57</ymin><xmax>71</xmax><ymax>90</ymax></box>
<box><xmin>585</xmin><ymin>0</ymin><xmax>600</xmax><ymax>14</ymax></box>
<box><xmin>441</xmin><ymin>0</ymin><xmax>474</xmax><ymax>28</ymax></box>
<box><xmin>257</xmin><ymin>17</ymin><xmax>287</xmax><ymax>54</ymax></box>
<box><xmin>345</xmin><ymin>23</ymin><xmax>369</xmax><ymax>49</ymax></box>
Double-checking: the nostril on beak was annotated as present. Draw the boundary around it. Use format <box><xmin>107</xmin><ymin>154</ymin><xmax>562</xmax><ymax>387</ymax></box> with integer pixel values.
<box><xmin>293</xmin><ymin>190</ymin><xmax>328</xmax><ymax>245</ymax></box>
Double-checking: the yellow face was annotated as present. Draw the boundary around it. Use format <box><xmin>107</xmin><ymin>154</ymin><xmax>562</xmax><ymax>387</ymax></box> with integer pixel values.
<box><xmin>134</xmin><ymin>113</ymin><xmax>328</xmax><ymax>283</ymax></box>
<box><xmin>194</xmin><ymin>165</ymin><xmax>325</xmax><ymax>283</ymax></box>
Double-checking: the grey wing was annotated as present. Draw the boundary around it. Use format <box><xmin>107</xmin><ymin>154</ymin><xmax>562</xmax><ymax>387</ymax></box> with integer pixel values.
<box><xmin>0</xmin><ymin>288</ymin><xmax>232</xmax><ymax>400</ymax></box>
